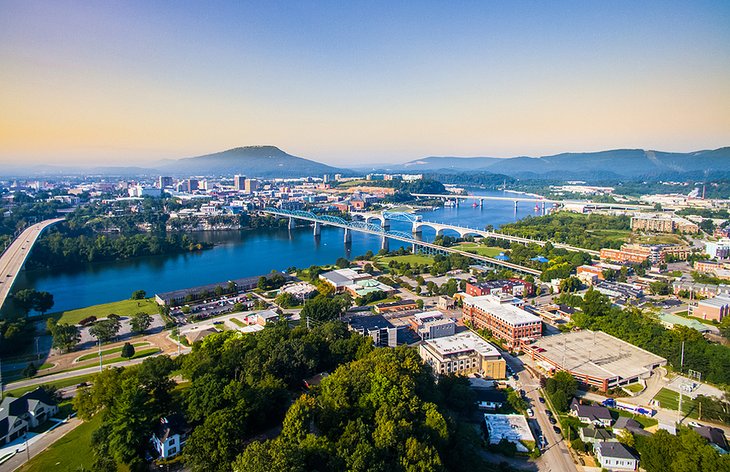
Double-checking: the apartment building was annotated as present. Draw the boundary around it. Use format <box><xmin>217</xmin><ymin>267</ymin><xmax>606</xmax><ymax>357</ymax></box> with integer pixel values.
<box><xmin>462</xmin><ymin>294</ymin><xmax>542</xmax><ymax>349</ymax></box>
<box><xmin>419</xmin><ymin>331</ymin><xmax>506</xmax><ymax>378</ymax></box>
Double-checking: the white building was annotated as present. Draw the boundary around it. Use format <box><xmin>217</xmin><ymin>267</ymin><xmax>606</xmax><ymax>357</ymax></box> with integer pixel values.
<box><xmin>151</xmin><ymin>415</ymin><xmax>191</xmax><ymax>459</ymax></box>
<box><xmin>706</xmin><ymin>238</ymin><xmax>730</xmax><ymax>260</ymax></box>
<box><xmin>128</xmin><ymin>184</ymin><xmax>162</xmax><ymax>198</ymax></box>
<box><xmin>595</xmin><ymin>441</ymin><xmax>639</xmax><ymax>471</ymax></box>
<box><xmin>419</xmin><ymin>331</ymin><xmax>506</xmax><ymax>378</ymax></box>
<box><xmin>411</xmin><ymin>310</ymin><xmax>456</xmax><ymax>340</ymax></box>
<box><xmin>484</xmin><ymin>414</ymin><xmax>535</xmax><ymax>452</ymax></box>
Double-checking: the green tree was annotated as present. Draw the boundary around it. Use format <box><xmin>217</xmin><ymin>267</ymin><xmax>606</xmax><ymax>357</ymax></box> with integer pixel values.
<box><xmin>559</xmin><ymin>276</ymin><xmax>582</xmax><ymax>293</ymax></box>
<box><xmin>335</xmin><ymin>257</ymin><xmax>350</xmax><ymax>269</ymax></box>
<box><xmin>120</xmin><ymin>342</ymin><xmax>135</xmax><ymax>359</ymax></box>
<box><xmin>275</xmin><ymin>292</ymin><xmax>297</xmax><ymax>308</ymax></box>
<box><xmin>300</xmin><ymin>296</ymin><xmax>347</xmax><ymax>323</ymax></box>
<box><xmin>89</xmin><ymin>319</ymin><xmax>121</xmax><ymax>343</ymax></box>
<box><xmin>129</xmin><ymin>312</ymin><xmax>153</xmax><ymax>333</ymax></box>
<box><xmin>49</xmin><ymin>322</ymin><xmax>80</xmax><ymax>352</ymax></box>
<box><xmin>130</xmin><ymin>289</ymin><xmax>146</xmax><ymax>300</ymax></box>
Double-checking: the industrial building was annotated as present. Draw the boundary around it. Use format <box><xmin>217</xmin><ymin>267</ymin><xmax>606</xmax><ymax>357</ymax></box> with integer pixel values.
<box><xmin>483</xmin><ymin>414</ymin><xmax>535</xmax><ymax>452</ymax></box>
<box><xmin>524</xmin><ymin>330</ymin><xmax>666</xmax><ymax>392</ymax></box>
<box><xmin>410</xmin><ymin>310</ymin><xmax>456</xmax><ymax>340</ymax></box>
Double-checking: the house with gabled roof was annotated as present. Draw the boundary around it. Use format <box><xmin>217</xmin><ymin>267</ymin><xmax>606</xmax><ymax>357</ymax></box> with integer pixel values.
<box><xmin>0</xmin><ymin>387</ymin><xmax>58</xmax><ymax>445</ymax></box>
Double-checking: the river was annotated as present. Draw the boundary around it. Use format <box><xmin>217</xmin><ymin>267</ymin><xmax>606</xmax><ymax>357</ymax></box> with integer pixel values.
<box><xmin>14</xmin><ymin>190</ymin><xmax>545</xmax><ymax>312</ymax></box>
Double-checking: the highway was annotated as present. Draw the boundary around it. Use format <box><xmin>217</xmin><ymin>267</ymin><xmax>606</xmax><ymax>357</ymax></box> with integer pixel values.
<box><xmin>0</xmin><ymin>218</ymin><xmax>64</xmax><ymax>311</ymax></box>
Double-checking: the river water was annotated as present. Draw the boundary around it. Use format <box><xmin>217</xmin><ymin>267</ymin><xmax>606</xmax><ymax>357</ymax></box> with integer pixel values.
<box><xmin>14</xmin><ymin>190</ymin><xmax>544</xmax><ymax>312</ymax></box>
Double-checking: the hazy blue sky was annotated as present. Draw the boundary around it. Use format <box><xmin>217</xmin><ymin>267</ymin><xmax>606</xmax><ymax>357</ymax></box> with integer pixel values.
<box><xmin>1</xmin><ymin>1</ymin><xmax>729</xmax><ymax>166</ymax></box>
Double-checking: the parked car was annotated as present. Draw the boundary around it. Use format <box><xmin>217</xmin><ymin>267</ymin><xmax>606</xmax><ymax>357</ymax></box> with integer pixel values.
<box><xmin>538</xmin><ymin>397</ymin><xmax>546</xmax><ymax>404</ymax></box>
<box><xmin>527</xmin><ymin>408</ymin><xmax>534</xmax><ymax>417</ymax></box>
<box><xmin>549</xmin><ymin>417</ymin><xmax>557</xmax><ymax>425</ymax></box>
<box><xmin>553</xmin><ymin>426</ymin><xmax>561</xmax><ymax>435</ymax></box>
<box><xmin>545</xmin><ymin>409</ymin><xmax>553</xmax><ymax>417</ymax></box>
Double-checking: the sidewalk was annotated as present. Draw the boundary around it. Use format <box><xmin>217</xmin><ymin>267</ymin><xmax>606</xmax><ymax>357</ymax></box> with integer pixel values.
<box><xmin>0</xmin><ymin>417</ymin><xmax>81</xmax><ymax>472</ymax></box>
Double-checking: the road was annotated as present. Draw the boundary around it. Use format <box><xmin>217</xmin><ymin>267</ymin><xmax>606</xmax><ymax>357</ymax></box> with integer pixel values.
<box><xmin>0</xmin><ymin>417</ymin><xmax>82</xmax><ymax>472</ymax></box>
<box><xmin>503</xmin><ymin>352</ymin><xmax>578</xmax><ymax>472</ymax></box>
<box><xmin>0</xmin><ymin>218</ymin><xmax>64</xmax><ymax>311</ymax></box>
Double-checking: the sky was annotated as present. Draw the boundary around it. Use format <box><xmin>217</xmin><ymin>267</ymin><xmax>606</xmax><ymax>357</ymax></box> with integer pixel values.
<box><xmin>1</xmin><ymin>1</ymin><xmax>729</xmax><ymax>167</ymax></box>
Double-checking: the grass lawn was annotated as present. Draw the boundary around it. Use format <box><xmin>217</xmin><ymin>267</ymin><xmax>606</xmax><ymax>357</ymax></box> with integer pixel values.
<box><xmin>18</xmin><ymin>415</ymin><xmax>106</xmax><ymax>472</ymax></box>
<box><xmin>624</xmin><ymin>383</ymin><xmax>644</xmax><ymax>394</ymax></box>
<box><xmin>76</xmin><ymin>342</ymin><xmax>151</xmax><ymax>362</ymax></box>
<box><xmin>366</xmin><ymin>297</ymin><xmax>399</xmax><ymax>306</ymax></box>
<box><xmin>5</xmin><ymin>373</ymin><xmax>95</xmax><ymax>398</ymax></box>
<box><xmin>653</xmin><ymin>388</ymin><xmax>699</xmax><ymax>419</ymax></box>
<box><xmin>47</xmin><ymin>298</ymin><xmax>159</xmax><ymax>325</ymax></box>
<box><xmin>377</xmin><ymin>254</ymin><xmax>434</xmax><ymax>265</ymax></box>
<box><xmin>458</xmin><ymin>244</ymin><xmax>505</xmax><ymax>257</ymax></box>
<box><xmin>585</xmin><ymin>229</ymin><xmax>632</xmax><ymax>243</ymax></box>
<box><xmin>229</xmin><ymin>317</ymin><xmax>245</xmax><ymax>327</ymax></box>
<box><xmin>38</xmin><ymin>363</ymin><xmax>54</xmax><ymax>370</ymax></box>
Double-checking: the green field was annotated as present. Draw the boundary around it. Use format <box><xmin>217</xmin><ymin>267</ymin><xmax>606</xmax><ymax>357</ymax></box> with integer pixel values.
<box><xmin>458</xmin><ymin>244</ymin><xmax>505</xmax><ymax>257</ymax></box>
<box><xmin>585</xmin><ymin>229</ymin><xmax>632</xmax><ymax>244</ymax></box>
<box><xmin>76</xmin><ymin>342</ymin><xmax>151</xmax><ymax>362</ymax></box>
<box><xmin>65</xmin><ymin>348</ymin><xmax>160</xmax><ymax>372</ymax></box>
<box><xmin>377</xmin><ymin>254</ymin><xmax>434</xmax><ymax>265</ymax></box>
<box><xmin>653</xmin><ymin>388</ymin><xmax>699</xmax><ymax>419</ymax></box>
<box><xmin>48</xmin><ymin>298</ymin><xmax>159</xmax><ymax>325</ymax></box>
<box><xmin>608</xmin><ymin>407</ymin><xmax>658</xmax><ymax>428</ymax></box>
<box><xmin>18</xmin><ymin>415</ymin><xmax>110</xmax><ymax>472</ymax></box>
<box><xmin>229</xmin><ymin>318</ymin><xmax>245</xmax><ymax>327</ymax></box>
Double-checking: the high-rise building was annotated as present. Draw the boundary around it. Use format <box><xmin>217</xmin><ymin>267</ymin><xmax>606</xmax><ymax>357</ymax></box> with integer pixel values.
<box><xmin>158</xmin><ymin>176</ymin><xmax>173</xmax><ymax>188</ymax></box>
<box><xmin>234</xmin><ymin>175</ymin><xmax>246</xmax><ymax>191</ymax></box>
<box><xmin>177</xmin><ymin>179</ymin><xmax>199</xmax><ymax>193</ymax></box>
<box><xmin>244</xmin><ymin>178</ymin><xmax>258</xmax><ymax>194</ymax></box>
<box><xmin>323</xmin><ymin>174</ymin><xmax>330</xmax><ymax>183</ymax></box>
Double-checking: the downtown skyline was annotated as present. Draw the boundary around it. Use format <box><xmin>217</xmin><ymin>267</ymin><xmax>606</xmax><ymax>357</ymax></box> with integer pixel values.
<box><xmin>1</xmin><ymin>0</ymin><xmax>729</xmax><ymax>166</ymax></box>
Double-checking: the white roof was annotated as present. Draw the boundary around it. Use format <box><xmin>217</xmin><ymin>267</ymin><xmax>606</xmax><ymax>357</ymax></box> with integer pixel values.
<box><xmin>424</xmin><ymin>331</ymin><xmax>500</xmax><ymax>358</ymax></box>
<box><xmin>414</xmin><ymin>310</ymin><xmax>446</xmax><ymax>322</ymax></box>
<box><xmin>464</xmin><ymin>295</ymin><xmax>541</xmax><ymax>326</ymax></box>
<box><xmin>698</xmin><ymin>294</ymin><xmax>730</xmax><ymax>308</ymax></box>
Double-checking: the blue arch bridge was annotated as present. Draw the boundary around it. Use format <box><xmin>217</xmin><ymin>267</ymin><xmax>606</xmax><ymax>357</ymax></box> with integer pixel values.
<box><xmin>261</xmin><ymin>208</ymin><xmax>542</xmax><ymax>276</ymax></box>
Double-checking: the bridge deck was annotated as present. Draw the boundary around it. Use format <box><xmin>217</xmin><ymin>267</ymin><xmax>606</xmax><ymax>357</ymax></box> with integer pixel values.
<box><xmin>0</xmin><ymin>218</ymin><xmax>64</xmax><ymax>311</ymax></box>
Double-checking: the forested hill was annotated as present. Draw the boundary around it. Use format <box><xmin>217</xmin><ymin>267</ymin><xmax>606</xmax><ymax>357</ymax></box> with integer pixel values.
<box><xmin>155</xmin><ymin>146</ymin><xmax>344</xmax><ymax>178</ymax></box>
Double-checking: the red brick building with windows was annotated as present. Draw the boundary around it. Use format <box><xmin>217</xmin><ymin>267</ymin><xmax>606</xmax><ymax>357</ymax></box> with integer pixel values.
<box><xmin>462</xmin><ymin>295</ymin><xmax>542</xmax><ymax>349</ymax></box>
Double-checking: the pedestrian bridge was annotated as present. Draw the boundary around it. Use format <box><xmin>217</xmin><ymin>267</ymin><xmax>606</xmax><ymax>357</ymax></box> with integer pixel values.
<box><xmin>261</xmin><ymin>208</ymin><xmax>542</xmax><ymax>276</ymax></box>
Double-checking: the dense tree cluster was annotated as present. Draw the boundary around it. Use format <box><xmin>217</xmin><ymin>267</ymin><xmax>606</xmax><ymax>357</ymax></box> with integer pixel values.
<box><xmin>544</xmin><ymin>371</ymin><xmax>578</xmax><ymax>412</ymax></box>
<box><xmin>180</xmin><ymin>322</ymin><xmax>373</xmax><ymax>471</ymax></box>
<box><xmin>234</xmin><ymin>347</ymin><xmax>494</xmax><ymax>472</ymax></box>
<box><xmin>634</xmin><ymin>428</ymin><xmax>730</xmax><ymax>472</ymax></box>
<box><xmin>499</xmin><ymin>212</ymin><xmax>631</xmax><ymax>251</ymax></box>
<box><xmin>73</xmin><ymin>356</ymin><xmax>178</xmax><ymax>470</ymax></box>
<box><xmin>11</xmin><ymin>288</ymin><xmax>54</xmax><ymax>314</ymax></box>
<box><xmin>28</xmin><ymin>228</ymin><xmax>210</xmax><ymax>269</ymax></box>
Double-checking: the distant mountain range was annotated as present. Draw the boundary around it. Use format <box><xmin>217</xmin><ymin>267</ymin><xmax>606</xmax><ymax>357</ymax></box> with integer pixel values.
<box><xmin>393</xmin><ymin>147</ymin><xmax>730</xmax><ymax>180</ymax></box>
<box><xmin>1</xmin><ymin>146</ymin><xmax>728</xmax><ymax>180</ymax></box>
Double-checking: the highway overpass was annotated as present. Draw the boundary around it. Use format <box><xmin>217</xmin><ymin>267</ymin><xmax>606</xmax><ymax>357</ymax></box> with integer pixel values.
<box><xmin>0</xmin><ymin>218</ymin><xmax>64</xmax><ymax>312</ymax></box>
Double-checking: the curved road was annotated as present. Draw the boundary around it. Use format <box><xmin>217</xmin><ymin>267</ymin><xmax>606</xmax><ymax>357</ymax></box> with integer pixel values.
<box><xmin>0</xmin><ymin>218</ymin><xmax>64</xmax><ymax>311</ymax></box>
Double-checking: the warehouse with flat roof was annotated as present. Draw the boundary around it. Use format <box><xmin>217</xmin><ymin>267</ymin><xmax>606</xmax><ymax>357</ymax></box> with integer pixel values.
<box><xmin>524</xmin><ymin>330</ymin><xmax>666</xmax><ymax>392</ymax></box>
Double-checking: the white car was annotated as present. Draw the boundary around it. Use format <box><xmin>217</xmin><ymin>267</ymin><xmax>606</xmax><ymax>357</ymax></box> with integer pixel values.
<box><xmin>688</xmin><ymin>421</ymin><xmax>700</xmax><ymax>428</ymax></box>
<box><xmin>527</xmin><ymin>408</ymin><xmax>534</xmax><ymax>417</ymax></box>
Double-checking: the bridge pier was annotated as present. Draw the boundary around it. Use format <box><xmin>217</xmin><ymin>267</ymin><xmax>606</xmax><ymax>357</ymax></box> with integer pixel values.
<box><xmin>412</xmin><ymin>222</ymin><xmax>422</xmax><ymax>235</ymax></box>
<box><xmin>343</xmin><ymin>228</ymin><xmax>351</xmax><ymax>244</ymax></box>
<box><xmin>479</xmin><ymin>198</ymin><xmax>483</xmax><ymax>208</ymax></box>
<box><xmin>380</xmin><ymin>236</ymin><xmax>389</xmax><ymax>252</ymax></box>
<box><xmin>541</xmin><ymin>201</ymin><xmax>545</xmax><ymax>215</ymax></box>
<box><xmin>288</xmin><ymin>217</ymin><xmax>296</xmax><ymax>229</ymax></box>
<box><xmin>455</xmin><ymin>199</ymin><xmax>460</xmax><ymax>207</ymax></box>
<box><xmin>313</xmin><ymin>221</ymin><xmax>321</xmax><ymax>236</ymax></box>
<box><xmin>382</xmin><ymin>218</ymin><xmax>390</xmax><ymax>231</ymax></box>
<box><xmin>514</xmin><ymin>201</ymin><xmax>518</xmax><ymax>210</ymax></box>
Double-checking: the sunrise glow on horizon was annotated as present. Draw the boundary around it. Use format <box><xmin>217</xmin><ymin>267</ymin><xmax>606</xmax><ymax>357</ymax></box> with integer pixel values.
<box><xmin>1</xmin><ymin>0</ymin><xmax>729</xmax><ymax>166</ymax></box>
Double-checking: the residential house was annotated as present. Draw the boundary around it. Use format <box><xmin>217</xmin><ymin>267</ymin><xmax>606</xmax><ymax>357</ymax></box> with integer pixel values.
<box><xmin>579</xmin><ymin>426</ymin><xmax>615</xmax><ymax>444</ymax></box>
<box><xmin>693</xmin><ymin>425</ymin><xmax>729</xmax><ymax>454</ymax></box>
<box><xmin>570</xmin><ymin>399</ymin><xmax>613</xmax><ymax>427</ymax></box>
<box><xmin>594</xmin><ymin>441</ymin><xmax>639</xmax><ymax>471</ymax></box>
<box><xmin>0</xmin><ymin>388</ymin><xmax>59</xmax><ymax>446</ymax></box>
<box><xmin>151</xmin><ymin>414</ymin><xmax>191</xmax><ymax>459</ymax></box>
<box><xmin>613</xmin><ymin>417</ymin><xmax>651</xmax><ymax>437</ymax></box>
